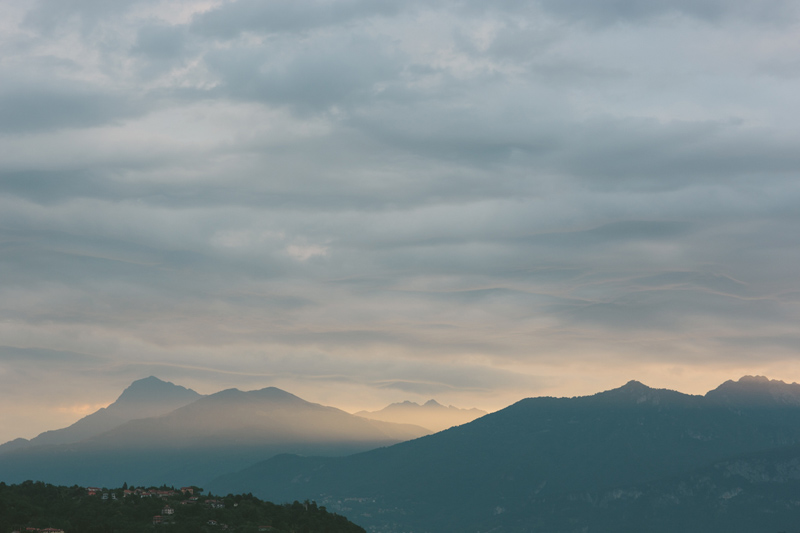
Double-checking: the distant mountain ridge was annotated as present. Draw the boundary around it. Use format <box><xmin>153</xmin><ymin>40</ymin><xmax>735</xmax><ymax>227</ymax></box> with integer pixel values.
<box><xmin>83</xmin><ymin>386</ymin><xmax>428</xmax><ymax>450</ymax></box>
<box><xmin>0</xmin><ymin>379</ymin><xmax>429</xmax><ymax>488</ymax></box>
<box><xmin>706</xmin><ymin>374</ymin><xmax>800</xmax><ymax>406</ymax></box>
<box><xmin>7</xmin><ymin>374</ymin><xmax>800</xmax><ymax>532</ymax></box>
<box><xmin>355</xmin><ymin>398</ymin><xmax>486</xmax><ymax>432</ymax></box>
<box><xmin>0</xmin><ymin>376</ymin><xmax>201</xmax><ymax>453</ymax></box>
<box><xmin>210</xmin><ymin>375</ymin><xmax>800</xmax><ymax>533</ymax></box>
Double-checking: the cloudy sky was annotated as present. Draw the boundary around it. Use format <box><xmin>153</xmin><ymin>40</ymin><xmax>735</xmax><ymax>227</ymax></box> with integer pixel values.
<box><xmin>2</xmin><ymin>0</ymin><xmax>800</xmax><ymax>442</ymax></box>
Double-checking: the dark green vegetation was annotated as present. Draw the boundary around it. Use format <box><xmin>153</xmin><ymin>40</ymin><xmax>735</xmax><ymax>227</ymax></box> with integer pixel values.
<box><xmin>210</xmin><ymin>377</ymin><xmax>800</xmax><ymax>532</ymax></box>
<box><xmin>0</xmin><ymin>481</ymin><xmax>365</xmax><ymax>533</ymax></box>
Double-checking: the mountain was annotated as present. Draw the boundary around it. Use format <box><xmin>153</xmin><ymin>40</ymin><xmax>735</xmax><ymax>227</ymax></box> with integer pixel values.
<box><xmin>0</xmin><ymin>383</ymin><xmax>429</xmax><ymax>488</ymax></box>
<box><xmin>354</xmin><ymin>399</ymin><xmax>487</xmax><ymax>432</ymax></box>
<box><xmin>0</xmin><ymin>376</ymin><xmax>201</xmax><ymax>453</ymax></box>
<box><xmin>83</xmin><ymin>386</ymin><xmax>429</xmax><ymax>450</ymax></box>
<box><xmin>706</xmin><ymin>374</ymin><xmax>800</xmax><ymax>406</ymax></box>
<box><xmin>209</xmin><ymin>377</ymin><xmax>800</xmax><ymax>533</ymax></box>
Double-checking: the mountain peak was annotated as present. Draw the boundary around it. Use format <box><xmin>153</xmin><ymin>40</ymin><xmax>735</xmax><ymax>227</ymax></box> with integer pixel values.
<box><xmin>706</xmin><ymin>375</ymin><xmax>800</xmax><ymax>407</ymax></box>
<box><xmin>201</xmin><ymin>386</ymin><xmax>308</xmax><ymax>407</ymax></box>
<box><xmin>355</xmin><ymin>399</ymin><xmax>487</xmax><ymax>432</ymax></box>
<box><xmin>594</xmin><ymin>380</ymin><xmax>694</xmax><ymax>406</ymax></box>
<box><xmin>115</xmin><ymin>376</ymin><xmax>200</xmax><ymax>406</ymax></box>
<box><xmin>606</xmin><ymin>380</ymin><xmax>653</xmax><ymax>395</ymax></box>
<box><xmin>621</xmin><ymin>379</ymin><xmax>648</xmax><ymax>389</ymax></box>
<box><xmin>1</xmin><ymin>377</ymin><xmax>202</xmax><ymax>451</ymax></box>
<box><xmin>739</xmin><ymin>375</ymin><xmax>771</xmax><ymax>384</ymax></box>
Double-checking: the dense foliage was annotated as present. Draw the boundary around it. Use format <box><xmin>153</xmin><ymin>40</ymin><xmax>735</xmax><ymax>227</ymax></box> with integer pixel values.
<box><xmin>0</xmin><ymin>481</ymin><xmax>365</xmax><ymax>533</ymax></box>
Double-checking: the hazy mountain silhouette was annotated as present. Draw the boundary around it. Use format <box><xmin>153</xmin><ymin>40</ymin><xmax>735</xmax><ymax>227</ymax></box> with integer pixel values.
<box><xmin>355</xmin><ymin>399</ymin><xmax>486</xmax><ymax>432</ymax></box>
<box><xmin>0</xmin><ymin>381</ymin><xmax>428</xmax><ymax>488</ymax></box>
<box><xmin>0</xmin><ymin>376</ymin><xmax>201</xmax><ymax>453</ymax></box>
<box><xmin>210</xmin><ymin>376</ymin><xmax>800</xmax><ymax>533</ymax></box>
<box><xmin>83</xmin><ymin>386</ymin><xmax>428</xmax><ymax>450</ymax></box>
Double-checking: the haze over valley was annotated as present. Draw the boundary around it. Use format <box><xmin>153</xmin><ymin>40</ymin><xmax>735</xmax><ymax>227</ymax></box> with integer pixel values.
<box><xmin>0</xmin><ymin>377</ymin><xmax>436</xmax><ymax>487</ymax></box>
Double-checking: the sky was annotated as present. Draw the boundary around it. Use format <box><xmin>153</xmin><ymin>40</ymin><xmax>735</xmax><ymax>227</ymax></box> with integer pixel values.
<box><xmin>1</xmin><ymin>0</ymin><xmax>800</xmax><ymax>443</ymax></box>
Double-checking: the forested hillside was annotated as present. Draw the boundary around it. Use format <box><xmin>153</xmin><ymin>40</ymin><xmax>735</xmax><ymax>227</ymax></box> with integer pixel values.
<box><xmin>0</xmin><ymin>481</ymin><xmax>364</xmax><ymax>533</ymax></box>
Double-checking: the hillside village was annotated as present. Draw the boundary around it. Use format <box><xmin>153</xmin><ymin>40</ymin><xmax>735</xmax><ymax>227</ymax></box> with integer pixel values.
<box><xmin>0</xmin><ymin>481</ymin><xmax>364</xmax><ymax>533</ymax></box>
<box><xmin>80</xmin><ymin>486</ymin><xmax>234</xmax><ymax>528</ymax></box>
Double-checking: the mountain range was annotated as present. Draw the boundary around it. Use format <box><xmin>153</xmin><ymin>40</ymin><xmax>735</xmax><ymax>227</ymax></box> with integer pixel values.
<box><xmin>355</xmin><ymin>399</ymin><xmax>486</xmax><ymax>432</ymax></box>
<box><xmin>0</xmin><ymin>377</ymin><xmax>430</xmax><ymax>487</ymax></box>
<box><xmin>6</xmin><ymin>375</ymin><xmax>800</xmax><ymax>532</ymax></box>
<box><xmin>209</xmin><ymin>376</ymin><xmax>800</xmax><ymax>533</ymax></box>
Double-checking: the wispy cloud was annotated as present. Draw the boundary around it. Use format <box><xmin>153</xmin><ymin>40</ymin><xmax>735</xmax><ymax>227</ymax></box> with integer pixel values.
<box><xmin>1</xmin><ymin>0</ymin><xmax>799</xmax><ymax>442</ymax></box>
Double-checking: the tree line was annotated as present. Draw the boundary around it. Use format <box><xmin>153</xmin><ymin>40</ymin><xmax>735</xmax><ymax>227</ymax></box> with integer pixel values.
<box><xmin>0</xmin><ymin>481</ymin><xmax>365</xmax><ymax>533</ymax></box>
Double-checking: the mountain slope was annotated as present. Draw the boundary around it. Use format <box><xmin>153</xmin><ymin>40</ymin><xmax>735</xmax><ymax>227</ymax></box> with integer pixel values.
<box><xmin>706</xmin><ymin>374</ymin><xmax>800</xmax><ymax>406</ymax></box>
<box><xmin>0</xmin><ymin>376</ymin><xmax>201</xmax><ymax>453</ymax></box>
<box><xmin>84</xmin><ymin>386</ymin><xmax>429</xmax><ymax>450</ymax></box>
<box><xmin>355</xmin><ymin>399</ymin><xmax>486</xmax><ymax>432</ymax></box>
<box><xmin>483</xmin><ymin>440</ymin><xmax>800</xmax><ymax>533</ymax></box>
<box><xmin>0</xmin><ymin>384</ymin><xmax>429</xmax><ymax>488</ymax></box>
<box><xmin>209</xmin><ymin>377</ymin><xmax>800</xmax><ymax>533</ymax></box>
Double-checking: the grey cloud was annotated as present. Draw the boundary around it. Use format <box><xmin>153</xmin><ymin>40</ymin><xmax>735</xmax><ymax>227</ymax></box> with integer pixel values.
<box><xmin>555</xmin><ymin>288</ymin><xmax>790</xmax><ymax>332</ymax></box>
<box><xmin>354</xmin><ymin>105</ymin><xmax>800</xmax><ymax>192</ymax></box>
<box><xmin>0</xmin><ymin>224</ymin><xmax>295</xmax><ymax>300</ymax></box>
<box><xmin>203</xmin><ymin>35</ymin><xmax>399</xmax><ymax>112</ymax></box>
<box><xmin>529</xmin><ymin>0</ymin><xmax>799</xmax><ymax>25</ymax></box>
<box><xmin>0</xmin><ymin>84</ymin><xmax>143</xmax><ymax>134</ymax></box>
<box><xmin>23</xmin><ymin>0</ymin><xmax>148</xmax><ymax>34</ymax></box>
<box><xmin>367</xmin><ymin>365</ymin><xmax>546</xmax><ymax>398</ymax></box>
<box><xmin>268</xmin><ymin>328</ymin><xmax>511</xmax><ymax>357</ymax></box>
<box><xmin>0</xmin><ymin>170</ymin><xmax>111</xmax><ymax>204</ymax></box>
<box><xmin>190</xmin><ymin>0</ymin><xmax>409</xmax><ymax>39</ymax></box>
<box><xmin>518</xmin><ymin>221</ymin><xmax>693</xmax><ymax>247</ymax></box>
<box><xmin>630</xmin><ymin>272</ymin><xmax>751</xmax><ymax>298</ymax></box>
<box><xmin>131</xmin><ymin>24</ymin><xmax>186</xmax><ymax>61</ymax></box>
<box><xmin>714</xmin><ymin>335</ymin><xmax>800</xmax><ymax>355</ymax></box>
<box><xmin>3</xmin><ymin>0</ymin><xmax>800</xmax><ymax>442</ymax></box>
<box><xmin>557</xmin><ymin>119</ymin><xmax>800</xmax><ymax>190</ymax></box>
<box><xmin>0</xmin><ymin>345</ymin><xmax>102</xmax><ymax>365</ymax></box>
<box><xmin>376</xmin><ymin>381</ymin><xmax>462</xmax><ymax>395</ymax></box>
<box><xmin>261</xmin><ymin>353</ymin><xmax>544</xmax><ymax>396</ymax></box>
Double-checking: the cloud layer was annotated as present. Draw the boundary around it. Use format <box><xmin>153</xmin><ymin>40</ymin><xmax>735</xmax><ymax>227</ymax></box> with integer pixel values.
<box><xmin>2</xmin><ymin>0</ymin><xmax>800</xmax><ymax>441</ymax></box>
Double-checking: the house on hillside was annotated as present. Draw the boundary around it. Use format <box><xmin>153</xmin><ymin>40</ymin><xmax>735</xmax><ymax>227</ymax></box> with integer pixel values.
<box><xmin>162</xmin><ymin>505</ymin><xmax>175</xmax><ymax>515</ymax></box>
<box><xmin>180</xmin><ymin>486</ymin><xmax>194</xmax><ymax>495</ymax></box>
<box><xmin>208</xmin><ymin>500</ymin><xmax>225</xmax><ymax>509</ymax></box>
<box><xmin>153</xmin><ymin>516</ymin><xmax>163</xmax><ymax>525</ymax></box>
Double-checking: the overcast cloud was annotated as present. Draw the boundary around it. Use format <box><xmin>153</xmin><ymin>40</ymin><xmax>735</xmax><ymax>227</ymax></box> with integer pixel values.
<box><xmin>1</xmin><ymin>0</ymin><xmax>800</xmax><ymax>442</ymax></box>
